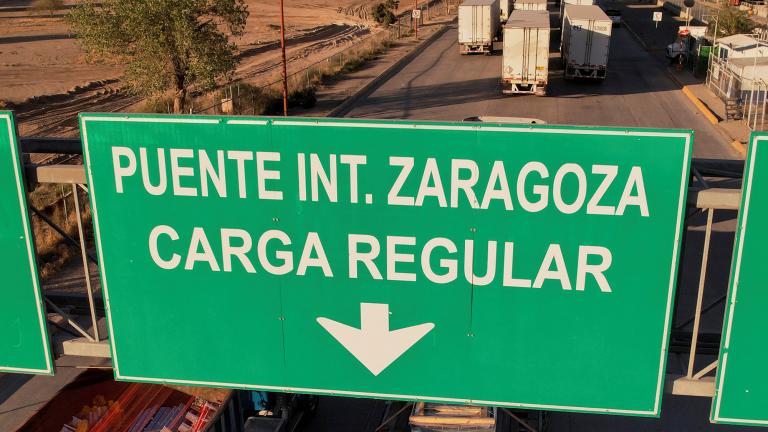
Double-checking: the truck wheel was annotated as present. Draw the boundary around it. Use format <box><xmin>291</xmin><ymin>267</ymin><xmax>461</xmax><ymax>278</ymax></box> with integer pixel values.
<box><xmin>673</xmin><ymin>54</ymin><xmax>685</xmax><ymax>70</ymax></box>
<box><xmin>535</xmin><ymin>86</ymin><xmax>547</xmax><ymax>97</ymax></box>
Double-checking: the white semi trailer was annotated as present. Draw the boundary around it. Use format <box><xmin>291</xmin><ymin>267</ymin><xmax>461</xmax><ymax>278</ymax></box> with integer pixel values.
<box><xmin>561</xmin><ymin>4</ymin><xmax>611</xmax><ymax>80</ymax></box>
<box><xmin>502</xmin><ymin>10</ymin><xmax>550</xmax><ymax>95</ymax></box>
<box><xmin>458</xmin><ymin>0</ymin><xmax>501</xmax><ymax>54</ymax></box>
<box><xmin>559</xmin><ymin>0</ymin><xmax>594</xmax><ymax>22</ymax></box>
<box><xmin>515</xmin><ymin>0</ymin><xmax>547</xmax><ymax>11</ymax></box>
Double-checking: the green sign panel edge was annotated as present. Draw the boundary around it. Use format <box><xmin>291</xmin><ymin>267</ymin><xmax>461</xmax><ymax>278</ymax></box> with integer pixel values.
<box><xmin>711</xmin><ymin>133</ymin><xmax>768</xmax><ymax>426</ymax></box>
<box><xmin>81</xmin><ymin>114</ymin><xmax>691</xmax><ymax>416</ymax></box>
<box><xmin>0</xmin><ymin>112</ymin><xmax>53</xmax><ymax>375</ymax></box>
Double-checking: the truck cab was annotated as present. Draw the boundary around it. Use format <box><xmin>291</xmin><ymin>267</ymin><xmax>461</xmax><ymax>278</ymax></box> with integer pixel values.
<box><xmin>666</xmin><ymin>26</ymin><xmax>708</xmax><ymax>64</ymax></box>
<box><xmin>243</xmin><ymin>392</ymin><xmax>319</xmax><ymax>432</ymax></box>
<box><xmin>666</xmin><ymin>32</ymin><xmax>691</xmax><ymax>64</ymax></box>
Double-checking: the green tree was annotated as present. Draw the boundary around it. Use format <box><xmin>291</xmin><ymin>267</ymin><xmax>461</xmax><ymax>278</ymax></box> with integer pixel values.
<box><xmin>68</xmin><ymin>0</ymin><xmax>249</xmax><ymax>113</ymax></box>
<box><xmin>709</xmin><ymin>3</ymin><xmax>755</xmax><ymax>39</ymax></box>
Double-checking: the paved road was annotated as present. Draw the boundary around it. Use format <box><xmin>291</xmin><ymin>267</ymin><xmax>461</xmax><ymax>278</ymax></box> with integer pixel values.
<box><xmin>346</xmin><ymin>23</ymin><xmax>739</xmax><ymax>160</ymax></box>
<box><xmin>334</xmin><ymin>9</ymin><xmax>754</xmax><ymax>432</ymax></box>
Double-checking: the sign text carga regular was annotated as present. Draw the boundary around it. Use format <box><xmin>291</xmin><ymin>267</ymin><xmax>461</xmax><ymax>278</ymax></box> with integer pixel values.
<box><xmin>110</xmin><ymin>147</ymin><xmax>651</xmax><ymax>293</ymax></box>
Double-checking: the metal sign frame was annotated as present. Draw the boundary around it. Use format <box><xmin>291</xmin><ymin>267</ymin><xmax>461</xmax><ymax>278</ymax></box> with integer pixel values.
<box><xmin>81</xmin><ymin>114</ymin><xmax>691</xmax><ymax>416</ymax></box>
<box><xmin>0</xmin><ymin>112</ymin><xmax>53</xmax><ymax>375</ymax></box>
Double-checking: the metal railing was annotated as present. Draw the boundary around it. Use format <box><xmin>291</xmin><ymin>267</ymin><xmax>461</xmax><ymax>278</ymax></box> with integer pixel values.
<box><xmin>23</xmin><ymin>164</ymin><xmax>99</xmax><ymax>350</ymax></box>
<box><xmin>664</xmin><ymin>0</ymin><xmax>719</xmax><ymax>24</ymax></box>
<box><xmin>669</xmin><ymin>161</ymin><xmax>743</xmax><ymax>397</ymax></box>
<box><xmin>707</xmin><ymin>53</ymin><xmax>768</xmax><ymax>130</ymax></box>
<box><xmin>743</xmin><ymin>78</ymin><xmax>768</xmax><ymax>130</ymax></box>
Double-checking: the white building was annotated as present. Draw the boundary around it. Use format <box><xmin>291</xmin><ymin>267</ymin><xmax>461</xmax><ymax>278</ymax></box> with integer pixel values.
<box><xmin>715</xmin><ymin>34</ymin><xmax>768</xmax><ymax>60</ymax></box>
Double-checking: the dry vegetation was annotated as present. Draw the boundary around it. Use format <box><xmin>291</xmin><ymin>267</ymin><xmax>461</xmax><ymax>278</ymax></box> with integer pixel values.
<box><xmin>141</xmin><ymin>31</ymin><xmax>397</xmax><ymax>115</ymax></box>
<box><xmin>0</xmin><ymin>0</ymin><xmax>386</xmax><ymax>105</ymax></box>
<box><xmin>0</xmin><ymin>0</ymin><xmax>400</xmax><ymax>278</ymax></box>
<box><xmin>28</xmin><ymin>183</ymin><xmax>92</xmax><ymax>280</ymax></box>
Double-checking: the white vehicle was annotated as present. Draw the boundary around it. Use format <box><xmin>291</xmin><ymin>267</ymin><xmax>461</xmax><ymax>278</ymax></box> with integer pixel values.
<box><xmin>458</xmin><ymin>0</ymin><xmax>501</xmax><ymax>54</ymax></box>
<box><xmin>502</xmin><ymin>10</ymin><xmax>550</xmax><ymax>95</ymax></box>
<box><xmin>561</xmin><ymin>4</ymin><xmax>611</xmax><ymax>80</ymax></box>
<box><xmin>559</xmin><ymin>0</ymin><xmax>594</xmax><ymax>22</ymax></box>
<box><xmin>515</xmin><ymin>0</ymin><xmax>547</xmax><ymax>11</ymax></box>
<box><xmin>666</xmin><ymin>26</ymin><xmax>708</xmax><ymax>64</ymax></box>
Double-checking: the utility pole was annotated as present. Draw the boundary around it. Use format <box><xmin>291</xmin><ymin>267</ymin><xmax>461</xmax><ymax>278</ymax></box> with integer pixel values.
<box><xmin>280</xmin><ymin>0</ymin><xmax>288</xmax><ymax>116</ymax></box>
<box><xmin>415</xmin><ymin>0</ymin><xmax>419</xmax><ymax>39</ymax></box>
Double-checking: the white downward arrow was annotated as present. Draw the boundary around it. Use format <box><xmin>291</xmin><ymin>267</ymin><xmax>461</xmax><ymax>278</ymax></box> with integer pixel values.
<box><xmin>317</xmin><ymin>303</ymin><xmax>435</xmax><ymax>376</ymax></box>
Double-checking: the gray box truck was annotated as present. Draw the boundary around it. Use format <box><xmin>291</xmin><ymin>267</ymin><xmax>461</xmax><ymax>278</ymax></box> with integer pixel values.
<box><xmin>458</xmin><ymin>0</ymin><xmax>501</xmax><ymax>54</ymax></box>
<box><xmin>561</xmin><ymin>4</ymin><xmax>611</xmax><ymax>80</ymax></box>
<box><xmin>502</xmin><ymin>10</ymin><xmax>550</xmax><ymax>95</ymax></box>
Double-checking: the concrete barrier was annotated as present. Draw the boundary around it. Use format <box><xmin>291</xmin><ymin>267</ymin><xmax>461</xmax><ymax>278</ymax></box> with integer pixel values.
<box><xmin>682</xmin><ymin>86</ymin><xmax>720</xmax><ymax>124</ymax></box>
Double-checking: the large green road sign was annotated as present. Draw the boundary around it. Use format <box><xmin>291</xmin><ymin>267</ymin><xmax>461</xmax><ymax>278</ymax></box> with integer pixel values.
<box><xmin>712</xmin><ymin>133</ymin><xmax>768</xmax><ymax>426</ymax></box>
<box><xmin>0</xmin><ymin>112</ymin><xmax>53</xmax><ymax>375</ymax></box>
<box><xmin>81</xmin><ymin>114</ymin><xmax>691</xmax><ymax>416</ymax></box>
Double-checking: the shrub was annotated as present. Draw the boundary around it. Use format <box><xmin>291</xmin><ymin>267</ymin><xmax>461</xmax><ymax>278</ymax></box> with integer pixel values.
<box><xmin>288</xmin><ymin>87</ymin><xmax>317</xmax><ymax>109</ymax></box>
<box><xmin>372</xmin><ymin>0</ymin><xmax>399</xmax><ymax>26</ymax></box>
<box><xmin>709</xmin><ymin>2</ymin><xmax>756</xmax><ymax>38</ymax></box>
<box><xmin>138</xmin><ymin>96</ymin><xmax>176</xmax><ymax>113</ymax></box>
<box><xmin>220</xmin><ymin>83</ymin><xmax>280</xmax><ymax>115</ymax></box>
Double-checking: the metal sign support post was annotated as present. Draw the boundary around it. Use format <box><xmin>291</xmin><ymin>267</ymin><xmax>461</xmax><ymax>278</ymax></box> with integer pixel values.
<box><xmin>415</xmin><ymin>1</ymin><xmax>419</xmax><ymax>39</ymax></box>
<box><xmin>279</xmin><ymin>0</ymin><xmax>288</xmax><ymax>116</ymax></box>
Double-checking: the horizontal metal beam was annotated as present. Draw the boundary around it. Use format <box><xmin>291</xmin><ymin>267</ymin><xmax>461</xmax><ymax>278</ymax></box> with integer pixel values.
<box><xmin>11</xmin><ymin>136</ymin><xmax>752</xmax><ymax>179</ymax></box>
<box><xmin>20</xmin><ymin>163</ymin><xmax>745</xmax><ymax>212</ymax></box>
<box><xmin>20</xmin><ymin>137</ymin><xmax>81</xmax><ymax>154</ymax></box>
<box><xmin>690</xmin><ymin>158</ymin><xmax>744</xmax><ymax>178</ymax></box>
<box><xmin>25</xmin><ymin>164</ymin><xmax>86</xmax><ymax>184</ymax></box>
<box><xmin>687</xmin><ymin>188</ymin><xmax>741</xmax><ymax>210</ymax></box>
<box><xmin>667</xmin><ymin>375</ymin><xmax>716</xmax><ymax>397</ymax></box>
<box><xmin>56</xmin><ymin>337</ymin><xmax>111</xmax><ymax>358</ymax></box>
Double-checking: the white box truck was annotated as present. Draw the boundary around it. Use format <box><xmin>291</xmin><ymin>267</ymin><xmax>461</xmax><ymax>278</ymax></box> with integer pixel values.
<box><xmin>561</xmin><ymin>4</ymin><xmax>611</xmax><ymax>80</ymax></box>
<box><xmin>458</xmin><ymin>0</ymin><xmax>501</xmax><ymax>54</ymax></box>
<box><xmin>515</xmin><ymin>0</ymin><xmax>547</xmax><ymax>11</ymax></box>
<box><xmin>502</xmin><ymin>10</ymin><xmax>550</xmax><ymax>95</ymax></box>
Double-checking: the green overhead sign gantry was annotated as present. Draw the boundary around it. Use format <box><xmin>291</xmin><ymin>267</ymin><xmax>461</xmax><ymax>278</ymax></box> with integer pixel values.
<box><xmin>81</xmin><ymin>114</ymin><xmax>691</xmax><ymax>416</ymax></box>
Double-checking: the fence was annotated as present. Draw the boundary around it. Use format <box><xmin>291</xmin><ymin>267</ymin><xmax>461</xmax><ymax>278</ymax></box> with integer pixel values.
<box><xmin>664</xmin><ymin>0</ymin><xmax>719</xmax><ymax>24</ymax></box>
<box><xmin>189</xmin><ymin>26</ymin><xmax>399</xmax><ymax>115</ymax></box>
<box><xmin>190</xmin><ymin>0</ymin><xmax>453</xmax><ymax>116</ymax></box>
<box><xmin>252</xmin><ymin>26</ymin><xmax>402</xmax><ymax>98</ymax></box>
<box><xmin>742</xmin><ymin>77</ymin><xmax>768</xmax><ymax>129</ymax></box>
<box><xmin>706</xmin><ymin>53</ymin><xmax>768</xmax><ymax>130</ymax></box>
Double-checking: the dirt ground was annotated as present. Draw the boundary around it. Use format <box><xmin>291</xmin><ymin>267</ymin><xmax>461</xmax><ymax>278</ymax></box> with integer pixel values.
<box><xmin>0</xmin><ymin>0</ymin><xmax>390</xmax><ymax>136</ymax></box>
